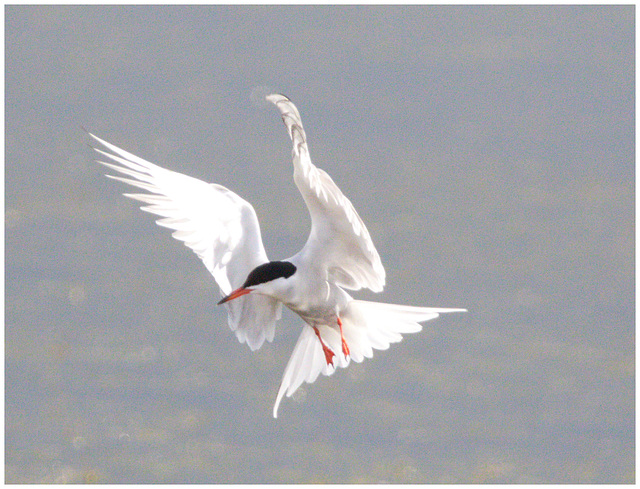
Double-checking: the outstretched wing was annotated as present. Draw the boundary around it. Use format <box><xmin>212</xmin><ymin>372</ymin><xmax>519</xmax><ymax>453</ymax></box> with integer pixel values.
<box><xmin>90</xmin><ymin>133</ymin><xmax>281</xmax><ymax>350</ymax></box>
<box><xmin>266</xmin><ymin>94</ymin><xmax>386</xmax><ymax>292</ymax></box>
<box><xmin>273</xmin><ymin>301</ymin><xmax>467</xmax><ymax>417</ymax></box>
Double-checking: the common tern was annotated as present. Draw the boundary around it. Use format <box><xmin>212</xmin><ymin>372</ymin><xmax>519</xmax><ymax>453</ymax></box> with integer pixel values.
<box><xmin>90</xmin><ymin>93</ymin><xmax>466</xmax><ymax>418</ymax></box>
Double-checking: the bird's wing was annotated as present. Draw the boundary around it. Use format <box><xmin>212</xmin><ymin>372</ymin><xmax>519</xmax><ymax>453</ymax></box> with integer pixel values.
<box><xmin>90</xmin><ymin>133</ymin><xmax>281</xmax><ymax>350</ymax></box>
<box><xmin>272</xmin><ymin>301</ymin><xmax>466</xmax><ymax>417</ymax></box>
<box><xmin>266</xmin><ymin>94</ymin><xmax>386</xmax><ymax>292</ymax></box>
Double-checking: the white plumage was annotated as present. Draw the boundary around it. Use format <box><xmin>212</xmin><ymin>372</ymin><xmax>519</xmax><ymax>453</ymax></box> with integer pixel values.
<box><xmin>91</xmin><ymin>93</ymin><xmax>466</xmax><ymax>418</ymax></box>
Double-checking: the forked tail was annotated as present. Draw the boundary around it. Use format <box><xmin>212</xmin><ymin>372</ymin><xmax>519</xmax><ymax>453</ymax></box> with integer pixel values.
<box><xmin>273</xmin><ymin>300</ymin><xmax>466</xmax><ymax>417</ymax></box>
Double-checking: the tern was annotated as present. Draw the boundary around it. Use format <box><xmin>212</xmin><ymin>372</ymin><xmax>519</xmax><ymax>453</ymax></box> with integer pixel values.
<box><xmin>90</xmin><ymin>93</ymin><xmax>466</xmax><ymax>417</ymax></box>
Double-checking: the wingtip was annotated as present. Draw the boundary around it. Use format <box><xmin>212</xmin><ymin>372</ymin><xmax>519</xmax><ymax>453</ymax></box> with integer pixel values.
<box><xmin>81</xmin><ymin>126</ymin><xmax>103</xmax><ymax>144</ymax></box>
<box><xmin>86</xmin><ymin>131</ymin><xmax>106</xmax><ymax>149</ymax></box>
<box><xmin>265</xmin><ymin>93</ymin><xmax>289</xmax><ymax>105</ymax></box>
<box><xmin>84</xmin><ymin>130</ymin><xmax>101</xmax><ymax>152</ymax></box>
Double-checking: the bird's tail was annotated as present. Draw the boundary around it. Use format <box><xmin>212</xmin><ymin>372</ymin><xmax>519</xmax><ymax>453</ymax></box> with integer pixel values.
<box><xmin>273</xmin><ymin>300</ymin><xmax>466</xmax><ymax>417</ymax></box>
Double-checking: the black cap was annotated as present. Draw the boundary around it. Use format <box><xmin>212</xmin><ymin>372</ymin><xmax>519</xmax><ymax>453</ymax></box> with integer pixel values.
<box><xmin>242</xmin><ymin>261</ymin><xmax>296</xmax><ymax>288</ymax></box>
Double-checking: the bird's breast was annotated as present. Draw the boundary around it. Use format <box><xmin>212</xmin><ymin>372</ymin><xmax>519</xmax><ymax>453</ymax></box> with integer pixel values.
<box><xmin>283</xmin><ymin>278</ymin><xmax>351</xmax><ymax>328</ymax></box>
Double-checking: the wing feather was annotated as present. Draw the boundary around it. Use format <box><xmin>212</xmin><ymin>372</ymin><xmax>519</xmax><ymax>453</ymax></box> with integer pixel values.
<box><xmin>90</xmin><ymin>133</ymin><xmax>281</xmax><ymax>350</ymax></box>
<box><xmin>266</xmin><ymin>94</ymin><xmax>386</xmax><ymax>292</ymax></box>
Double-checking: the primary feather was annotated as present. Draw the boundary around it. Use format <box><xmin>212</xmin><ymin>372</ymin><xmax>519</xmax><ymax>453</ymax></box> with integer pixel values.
<box><xmin>266</xmin><ymin>94</ymin><xmax>385</xmax><ymax>293</ymax></box>
<box><xmin>90</xmin><ymin>133</ymin><xmax>281</xmax><ymax>351</ymax></box>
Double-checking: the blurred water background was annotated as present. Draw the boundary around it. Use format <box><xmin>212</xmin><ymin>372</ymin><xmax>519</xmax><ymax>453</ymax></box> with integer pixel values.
<box><xmin>5</xmin><ymin>5</ymin><xmax>634</xmax><ymax>483</ymax></box>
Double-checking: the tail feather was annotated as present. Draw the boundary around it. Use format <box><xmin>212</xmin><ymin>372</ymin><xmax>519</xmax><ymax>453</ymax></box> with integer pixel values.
<box><xmin>272</xmin><ymin>300</ymin><xmax>466</xmax><ymax>417</ymax></box>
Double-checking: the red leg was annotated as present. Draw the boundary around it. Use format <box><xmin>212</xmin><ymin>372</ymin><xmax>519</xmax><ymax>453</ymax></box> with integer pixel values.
<box><xmin>312</xmin><ymin>326</ymin><xmax>335</xmax><ymax>366</ymax></box>
<box><xmin>337</xmin><ymin>317</ymin><xmax>350</xmax><ymax>357</ymax></box>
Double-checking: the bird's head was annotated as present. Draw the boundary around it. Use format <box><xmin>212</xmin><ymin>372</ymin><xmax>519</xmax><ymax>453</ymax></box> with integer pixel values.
<box><xmin>217</xmin><ymin>261</ymin><xmax>297</xmax><ymax>305</ymax></box>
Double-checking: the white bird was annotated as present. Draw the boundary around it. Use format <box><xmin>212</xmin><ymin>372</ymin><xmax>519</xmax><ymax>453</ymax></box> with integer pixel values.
<box><xmin>90</xmin><ymin>93</ymin><xmax>466</xmax><ymax>418</ymax></box>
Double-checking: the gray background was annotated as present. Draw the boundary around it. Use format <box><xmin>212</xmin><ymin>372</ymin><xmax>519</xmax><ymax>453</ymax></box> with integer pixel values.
<box><xmin>5</xmin><ymin>5</ymin><xmax>634</xmax><ymax>483</ymax></box>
